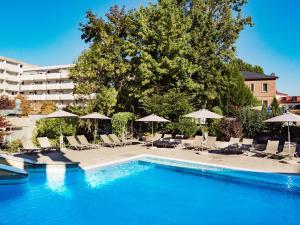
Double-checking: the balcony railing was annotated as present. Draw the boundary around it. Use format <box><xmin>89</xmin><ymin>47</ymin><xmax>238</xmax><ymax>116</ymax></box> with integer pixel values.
<box><xmin>60</xmin><ymin>83</ymin><xmax>74</xmax><ymax>89</ymax></box>
<box><xmin>5</xmin><ymin>84</ymin><xmax>20</xmax><ymax>92</ymax></box>
<box><xmin>27</xmin><ymin>93</ymin><xmax>75</xmax><ymax>101</ymax></box>
<box><xmin>46</xmin><ymin>83</ymin><xmax>61</xmax><ymax>90</ymax></box>
<box><xmin>6</xmin><ymin>64</ymin><xmax>20</xmax><ymax>73</ymax></box>
<box><xmin>5</xmin><ymin>74</ymin><xmax>20</xmax><ymax>82</ymax></box>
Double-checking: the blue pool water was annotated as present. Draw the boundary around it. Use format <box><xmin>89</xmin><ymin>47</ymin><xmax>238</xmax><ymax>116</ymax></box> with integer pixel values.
<box><xmin>0</xmin><ymin>158</ymin><xmax>300</xmax><ymax>225</ymax></box>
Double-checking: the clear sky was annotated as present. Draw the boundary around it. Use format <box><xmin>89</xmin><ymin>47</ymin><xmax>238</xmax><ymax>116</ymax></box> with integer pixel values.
<box><xmin>1</xmin><ymin>0</ymin><xmax>299</xmax><ymax>95</ymax></box>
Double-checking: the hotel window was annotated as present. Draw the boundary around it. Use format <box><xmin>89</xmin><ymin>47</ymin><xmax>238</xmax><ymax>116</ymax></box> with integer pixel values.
<box><xmin>250</xmin><ymin>83</ymin><xmax>254</xmax><ymax>92</ymax></box>
<box><xmin>262</xmin><ymin>83</ymin><xmax>268</xmax><ymax>92</ymax></box>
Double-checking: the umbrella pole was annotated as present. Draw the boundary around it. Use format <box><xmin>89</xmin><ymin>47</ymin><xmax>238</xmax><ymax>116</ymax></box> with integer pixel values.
<box><xmin>94</xmin><ymin>119</ymin><xmax>98</xmax><ymax>143</ymax></box>
<box><xmin>60</xmin><ymin>120</ymin><xmax>63</xmax><ymax>150</ymax></box>
<box><xmin>152</xmin><ymin>122</ymin><xmax>154</xmax><ymax>148</ymax></box>
<box><xmin>288</xmin><ymin>122</ymin><xmax>291</xmax><ymax>158</ymax></box>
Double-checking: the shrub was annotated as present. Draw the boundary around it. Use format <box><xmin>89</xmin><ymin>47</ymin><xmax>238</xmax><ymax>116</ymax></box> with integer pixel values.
<box><xmin>219</xmin><ymin>118</ymin><xmax>243</xmax><ymax>141</ymax></box>
<box><xmin>234</xmin><ymin>107</ymin><xmax>269</xmax><ymax>138</ymax></box>
<box><xmin>0</xmin><ymin>95</ymin><xmax>14</xmax><ymax>110</ymax></box>
<box><xmin>167</xmin><ymin>117</ymin><xmax>198</xmax><ymax>138</ymax></box>
<box><xmin>5</xmin><ymin>139</ymin><xmax>22</xmax><ymax>153</ymax></box>
<box><xmin>14</xmin><ymin>95</ymin><xmax>32</xmax><ymax>116</ymax></box>
<box><xmin>33</xmin><ymin>118</ymin><xmax>78</xmax><ymax>146</ymax></box>
<box><xmin>0</xmin><ymin>115</ymin><xmax>11</xmax><ymax>144</ymax></box>
<box><xmin>112</xmin><ymin>112</ymin><xmax>135</xmax><ymax>138</ymax></box>
<box><xmin>40</xmin><ymin>101</ymin><xmax>56</xmax><ymax>115</ymax></box>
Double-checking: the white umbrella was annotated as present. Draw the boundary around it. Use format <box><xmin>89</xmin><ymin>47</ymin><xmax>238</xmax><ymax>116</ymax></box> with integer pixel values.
<box><xmin>264</xmin><ymin>112</ymin><xmax>300</xmax><ymax>156</ymax></box>
<box><xmin>136</xmin><ymin>114</ymin><xmax>170</xmax><ymax>147</ymax></box>
<box><xmin>80</xmin><ymin>112</ymin><xmax>111</xmax><ymax>143</ymax></box>
<box><xmin>45</xmin><ymin>110</ymin><xmax>78</xmax><ymax>149</ymax></box>
<box><xmin>184</xmin><ymin>109</ymin><xmax>223</xmax><ymax>122</ymax></box>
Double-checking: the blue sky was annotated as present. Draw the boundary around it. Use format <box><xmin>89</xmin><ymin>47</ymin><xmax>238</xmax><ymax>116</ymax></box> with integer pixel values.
<box><xmin>1</xmin><ymin>0</ymin><xmax>299</xmax><ymax>95</ymax></box>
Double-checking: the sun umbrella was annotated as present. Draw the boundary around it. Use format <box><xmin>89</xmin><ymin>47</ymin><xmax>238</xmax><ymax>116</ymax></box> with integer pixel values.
<box><xmin>264</xmin><ymin>112</ymin><xmax>300</xmax><ymax>156</ymax></box>
<box><xmin>45</xmin><ymin>110</ymin><xmax>78</xmax><ymax>149</ymax></box>
<box><xmin>80</xmin><ymin>112</ymin><xmax>111</xmax><ymax>143</ymax></box>
<box><xmin>184</xmin><ymin>109</ymin><xmax>223</xmax><ymax>122</ymax></box>
<box><xmin>136</xmin><ymin>114</ymin><xmax>170</xmax><ymax>147</ymax></box>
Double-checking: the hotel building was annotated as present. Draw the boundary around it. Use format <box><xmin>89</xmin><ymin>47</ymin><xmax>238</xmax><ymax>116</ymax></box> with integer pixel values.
<box><xmin>0</xmin><ymin>56</ymin><xmax>74</xmax><ymax>106</ymax></box>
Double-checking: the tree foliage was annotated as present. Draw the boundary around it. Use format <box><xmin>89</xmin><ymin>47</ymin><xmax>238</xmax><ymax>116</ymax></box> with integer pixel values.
<box><xmin>270</xmin><ymin>97</ymin><xmax>281</xmax><ymax>116</ymax></box>
<box><xmin>111</xmin><ymin>112</ymin><xmax>135</xmax><ymax>138</ymax></box>
<box><xmin>0</xmin><ymin>115</ymin><xmax>11</xmax><ymax>143</ymax></box>
<box><xmin>0</xmin><ymin>96</ymin><xmax>14</xmax><ymax>110</ymax></box>
<box><xmin>14</xmin><ymin>95</ymin><xmax>32</xmax><ymax>116</ymax></box>
<box><xmin>70</xmin><ymin>0</ymin><xmax>253</xmax><ymax>119</ymax></box>
<box><xmin>167</xmin><ymin>117</ymin><xmax>198</xmax><ymax>138</ymax></box>
<box><xmin>40</xmin><ymin>101</ymin><xmax>57</xmax><ymax>115</ymax></box>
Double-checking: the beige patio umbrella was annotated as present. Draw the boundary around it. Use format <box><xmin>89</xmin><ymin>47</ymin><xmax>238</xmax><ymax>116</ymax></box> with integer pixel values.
<box><xmin>264</xmin><ymin>112</ymin><xmax>300</xmax><ymax>156</ymax></box>
<box><xmin>183</xmin><ymin>109</ymin><xmax>223</xmax><ymax>122</ymax></box>
<box><xmin>136</xmin><ymin>114</ymin><xmax>170</xmax><ymax>147</ymax></box>
<box><xmin>80</xmin><ymin>112</ymin><xmax>111</xmax><ymax>143</ymax></box>
<box><xmin>45</xmin><ymin>110</ymin><xmax>78</xmax><ymax>149</ymax></box>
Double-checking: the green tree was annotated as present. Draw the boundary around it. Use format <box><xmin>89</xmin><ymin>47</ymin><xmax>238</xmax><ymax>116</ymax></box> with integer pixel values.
<box><xmin>270</xmin><ymin>97</ymin><xmax>281</xmax><ymax>116</ymax></box>
<box><xmin>219</xmin><ymin>64</ymin><xmax>258</xmax><ymax>114</ymax></box>
<box><xmin>142</xmin><ymin>89</ymin><xmax>194</xmax><ymax>121</ymax></box>
<box><xmin>233</xmin><ymin>58</ymin><xmax>264</xmax><ymax>74</ymax></box>
<box><xmin>71</xmin><ymin>0</ymin><xmax>252</xmax><ymax>116</ymax></box>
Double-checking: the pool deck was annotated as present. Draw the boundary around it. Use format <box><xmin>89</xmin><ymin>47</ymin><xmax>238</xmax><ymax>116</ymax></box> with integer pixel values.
<box><xmin>23</xmin><ymin>144</ymin><xmax>300</xmax><ymax>174</ymax></box>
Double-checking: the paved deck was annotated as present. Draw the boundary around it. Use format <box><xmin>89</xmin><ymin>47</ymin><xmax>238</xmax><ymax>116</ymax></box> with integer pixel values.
<box><xmin>30</xmin><ymin>144</ymin><xmax>300</xmax><ymax>174</ymax></box>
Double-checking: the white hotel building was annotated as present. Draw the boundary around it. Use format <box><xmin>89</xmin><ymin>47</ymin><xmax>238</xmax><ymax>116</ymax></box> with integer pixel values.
<box><xmin>0</xmin><ymin>56</ymin><xmax>75</xmax><ymax>106</ymax></box>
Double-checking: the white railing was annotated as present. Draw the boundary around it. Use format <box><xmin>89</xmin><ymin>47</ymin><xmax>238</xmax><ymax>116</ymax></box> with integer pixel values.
<box><xmin>60</xmin><ymin>83</ymin><xmax>74</xmax><ymax>89</ymax></box>
<box><xmin>33</xmin><ymin>84</ymin><xmax>46</xmax><ymax>90</ymax></box>
<box><xmin>5</xmin><ymin>84</ymin><xmax>20</xmax><ymax>92</ymax></box>
<box><xmin>46</xmin><ymin>94</ymin><xmax>61</xmax><ymax>101</ymax></box>
<box><xmin>46</xmin><ymin>73</ymin><xmax>61</xmax><ymax>80</ymax></box>
<box><xmin>0</xmin><ymin>62</ymin><xmax>6</xmax><ymax>70</ymax></box>
<box><xmin>46</xmin><ymin>83</ymin><xmax>61</xmax><ymax>90</ymax></box>
<box><xmin>20</xmin><ymin>75</ymin><xmax>34</xmax><ymax>81</ymax></box>
<box><xmin>60</xmin><ymin>94</ymin><xmax>74</xmax><ymax>100</ymax></box>
<box><xmin>20</xmin><ymin>85</ymin><xmax>34</xmax><ymax>91</ymax></box>
<box><xmin>0</xmin><ymin>83</ymin><xmax>5</xmax><ymax>90</ymax></box>
<box><xmin>27</xmin><ymin>95</ymin><xmax>47</xmax><ymax>101</ymax></box>
<box><xmin>60</xmin><ymin>72</ymin><xmax>69</xmax><ymax>79</ymax></box>
<box><xmin>5</xmin><ymin>74</ymin><xmax>20</xmax><ymax>82</ymax></box>
<box><xmin>6</xmin><ymin>63</ymin><xmax>20</xmax><ymax>73</ymax></box>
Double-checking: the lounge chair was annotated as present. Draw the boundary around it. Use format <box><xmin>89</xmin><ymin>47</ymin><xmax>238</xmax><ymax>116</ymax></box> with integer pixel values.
<box><xmin>21</xmin><ymin>139</ymin><xmax>41</xmax><ymax>153</ymax></box>
<box><xmin>145</xmin><ymin>133</ymin><xmax>162</xmax><ymax>146</ymax></box>
<box><xmin>252</xmin><ymin>140</ymin><xmax>279</xmax><ymax>157</ymax></box>
<box><xmin>228</xmin><ymin>137</ymin><xmax>240</xmax><ymax>150</ymax></box>
<box><xmin>203</xmin><ymin>136</ymin><xmax>217</xmax><ymax>150</ymax></box>
<box><xmin>240</xmin><ymin>138</ymin><xmax>254</xmax><ymax>151</ymax></box>
<box><xmin>66</xmin><ymin>136</ymin><xmax>90</xmax><ymax>150</ymax></box>
<box><xmin>77</xmin><ymin>135</ymin><xmax>101</xmax><ymax>148</ymax></box>
<box><xmin>276</xmin><ymin>143</ymin><xmax>297</xmax><ymax>159</ymax></box>
<box><xmin>163</xmin><ymin>134</ymin><xmax>172</xmax><ymax>139</ymax></box>
<box><xmin>100</xmin><ymin>135</ymin><xmax>121</xmax><ymax>147</ymax></box>
<box><xmin>37</xmin><ymin>137</ymin><xmax>60</xmax><ymax>151</ymax></box>
<box><xmin>183</xmin><ymin>136</ymin><xmax>203</xmax><ymax>150</ymax></box>
<box><xmin>109</xmin><ymin>134</ymin><xmax>132</xmax><ymax>146</ymax></box>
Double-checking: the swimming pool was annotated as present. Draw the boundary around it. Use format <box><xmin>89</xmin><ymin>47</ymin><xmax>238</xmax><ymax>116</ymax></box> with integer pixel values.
<box><xmin>0</xmin><ymin>156</ymin><xmax>300</xmax><ymax>225</ymax></box>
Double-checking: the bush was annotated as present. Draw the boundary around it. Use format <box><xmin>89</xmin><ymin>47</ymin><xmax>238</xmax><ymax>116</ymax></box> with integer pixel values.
<box><xmin>5</xmin><ymin>139</ymin><xmax>22</xmax><ymax>153</ymax></box>
<box><xmin>33</xmin><ymin>118</ymin><xmax>78</xmax><ymax>146</ymax></box>
<box><xmin>112</xmin><ymin>112</ymin><xmax>135</xmax><ymax>138</ymax></box>
<box><xmin>167</xmin><ymin>118</ymin><xmax>199</xmax><ymax>138</ymax></box>
<box><xmin>40</xmin><ymin>101</ymin><xmax>56</xmax><ymax>115</ymax></box>
<box><xmin>0</xmin><ymin>95</ymin><xmax>14</xmax><ymax>110</ymax></box>
<box><xmin>14</xmin><ymin>95</ymin><xmax>32</xmax><ymax>116</ymax></box>
<box><xmin>234</xmin><ymin>107</ymin><xmax>269</xmax><ymax>138</ymax></box>
<box><xmin>219</xmin><ymin>118</ymin><xmax>243</xmax><ymax>141</ymax></box>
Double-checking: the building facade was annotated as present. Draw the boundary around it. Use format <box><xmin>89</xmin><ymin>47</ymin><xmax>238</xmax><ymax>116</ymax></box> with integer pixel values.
<box><xmin>0</xmin><ymin>56</ymin><xmax>75</xmax><ymax>106</ymax></box>
<box><xmin>242</xmin><ymin>71</ymin><xmax>278</xmax><ymax>107</ymax></box>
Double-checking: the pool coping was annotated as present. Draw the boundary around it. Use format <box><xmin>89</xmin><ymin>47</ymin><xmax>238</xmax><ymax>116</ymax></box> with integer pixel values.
<box><xmin>82</xmin><ymin>154</ymin><xmax>290</xmax><ymax>174</ymax></box>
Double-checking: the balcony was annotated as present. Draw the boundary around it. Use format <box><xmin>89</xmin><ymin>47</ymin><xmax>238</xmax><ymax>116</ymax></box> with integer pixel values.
<box><xmin>46</xmin><ymin>83</ymin><xmax>61</xmax><ymax>90</ymax></box>
<box><xmin>0</xmin><ymin>83</ymin><xmax>5</xmax><ymax>90</ymax></box>
<box><xmin>60</xmin><ymin>83</ymin><xmax>74</xmax><ymax>89</ymax></box>
<box><xmin>21</xmin><ymin>75</ymin><xmax>34</xmax><ymax>81</ymax></box>
<box><xmin>5</xmin><ymin>84</ymin><xmax>20</xmax><ymax>92</ymax></box>
<box><xmin>33</xmin><ymin>84</ymin><xmax>46</xmax><ymax>90</ymax></box>
<box><xmin>32</xmin><ymin>74</ymin><xmax>47</xmax><ymax>81</ymax></box>
<box><xmin>21</xmin><ymin>85</ymin><xmax>34</xmax><ymax>91</ymax></box>
<box><xmin>60</xmin><ymin>94</ymin><xmax>74</xmax><ymax>100</ymax></box>
<box><xmin>46</xmin><ymin>73</ymin><xmax>60</xmax><ymax>80</ymax></box>
<box><xmin>46</xmin><ymin>94</ymin><xmax>61</xmax><ymax>101</ymax></box>
<box><xmin>5</xmin><ymin>74</ymin><xmax>20</xmax><ymax>82</ymax></box>
<box><xmin>27</xmin><ymin>95</ymin><xmax>46</xmax><ymax>101</ymax></box>
<box><xmin>0</xmin><ymin>62</ymin><xmax>5</xmax><ymax>70</ymax></box>
<box><xmin>60</xmin><ymin>72</ymin><xmax>69</xmax><ymax>79</ymax></box>
<box><xmin>6</xmin><ymin>64</ymin><xmax>20</xmax><ymax>73</ymax></box>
